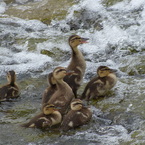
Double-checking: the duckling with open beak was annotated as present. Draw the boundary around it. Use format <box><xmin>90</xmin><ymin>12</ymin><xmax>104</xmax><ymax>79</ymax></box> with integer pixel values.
<box><xmin>81</xmin><ymin>66</ymin><xmax>117</xmax><ymax>101</ymax></box>
<box><xmin>0</xmin><ymin>70</ymin><xmax>20</xmax><ymax>102</ymax></box>
<box><xmin>63</xmin><ymin>35</ymin><xmax>89</xmax><ymax>98</ymax></box>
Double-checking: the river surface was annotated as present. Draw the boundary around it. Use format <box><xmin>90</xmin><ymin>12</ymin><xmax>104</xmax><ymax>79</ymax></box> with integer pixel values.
<box><xmin>0</xmin><ymin>0</ymin><xmax>145</xmax><ymax>144</ymax></box>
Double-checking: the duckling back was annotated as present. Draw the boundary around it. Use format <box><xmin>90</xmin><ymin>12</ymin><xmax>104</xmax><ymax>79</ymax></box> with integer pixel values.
<box><xmin>42</xmin><ymin>72</ymin><xmax>57</xmax><ymax>105</ymax></box>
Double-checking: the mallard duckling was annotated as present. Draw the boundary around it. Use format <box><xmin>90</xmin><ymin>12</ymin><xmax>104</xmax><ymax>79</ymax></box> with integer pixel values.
<box><xmin>60</xmin><ymin>99</ymin><xmax>92</xmax><ymax>131</ymax></box>
<box><xmin>42</xmin><ymin>72</ymin><xmax>57</xmax><ymax>106</ymax></box>
<box><xmin>21</xmin><ymin>103</ymin><xmax>62</xmax><ymax>129</ymax></box>
<box><xmin>63</xmin><ymin>35</ymin><xmax>89</xmax><ymax>97</ymax></box>
<box><xmin>48</xmin><ymin>67</ymin><xmax>75</xmax><ymax>116</ymax></box>
<box><xmin>81</xmin><ymin>66</ymin><xmax>117</xmax><ymax>101</ymax></box>
<box><xmin>0</xmin><ymin>70</ymin><xmax>20</xmax><ymax>102</ymax></box>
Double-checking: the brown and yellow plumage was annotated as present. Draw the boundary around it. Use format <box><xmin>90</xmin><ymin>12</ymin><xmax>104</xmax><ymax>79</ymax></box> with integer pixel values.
<box><xmin>81</xmin><ymin>66</ymin><xmax>117</xmax><ymax>100</ymax></box>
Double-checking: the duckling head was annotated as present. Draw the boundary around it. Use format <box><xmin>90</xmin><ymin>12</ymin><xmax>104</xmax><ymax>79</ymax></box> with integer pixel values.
<box><xmin>43</xmin><ymin>103</ymin><xmax>57</xmax><ymax>115</ymax></box>
<box><xmin>71</xmin><ymin>99</ymin><xmax>83</xmax><ymax>111</ymax></box>
<box><xmin>97</xmin><ymin>66</ymin><xmax>115</xmax><ymax>77</ymax></box>
<box><xmin>7</xmin><ymin>70</ymin><xmax>16</xmax><ymax>85</ymax></box>
<box><xmin>69</xmin><ymin>35</ymin><xmax>89</xmax><ymax>49</ymax></box>
<box><xmin>53</xmin><ymin>67</ymin><xmax>74</xmax><ymax>80</ymax></box>
<box><xmin>53</xmin><ymin>67</ymin><xmax>67</xmax><ymax>80</ymax></box>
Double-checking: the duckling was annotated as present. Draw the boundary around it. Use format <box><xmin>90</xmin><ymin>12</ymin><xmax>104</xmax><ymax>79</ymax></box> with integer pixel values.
<box><xmin>60</xmin><ymin>99</ymin><xmax>92</xmax><ymax>131</ymax></box>
<box><xmin>41</xmin><ymin>72</ymin><xmax>57</xmax><ymax>106</ymax></box>
<box><xmin>63</xmin><ymin>35</ymin><xmax>89</xmax><ymax>97</ymax></box>
<box><xmin>48</xmin><ymin>67</ymin><xmax>75</xmax><ymax>116</ymax></box>
<box><xmin>81</xmin><ymin>66</ymin><xmax>117</xmax><ymax>101</ymax></box>
<box><xmin>0</xmin><ymin>70</ymin><xmax>20</xmax><ymax>102</ymax></box>
<box><xmin>21</xmin><ymin>103</ymin><xmax>62</xmax><ymax>129</ymax></box>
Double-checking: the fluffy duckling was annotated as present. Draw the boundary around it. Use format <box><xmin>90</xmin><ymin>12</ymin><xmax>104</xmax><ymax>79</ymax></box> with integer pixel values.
<box><xmin>60</xmin><ymin>99</ymin><xmax>92</xmax><ymax>131</ymax></box>
<box><xmin>0</xmin><ymin>70</ymin><xmax>20</xmax><ymax>102</ymax></box>
<box><xmin>81</xmin><ymin>66</ymin><xmax>117</xmax><ymax>101</ymax></box>
<box><xmin>48</xmin><ymin>67</ymin><xmax>75</xmax><ymax>116</ymax></box>
<box><xmin>21</xmin><ymin>103</ymin><xmax>62</xmax><ymax>129</ymax></box>
<box><xmin>42</xmin><ymin>72</ymin><xmax>57</xmax><ymax>106</ymax></box>
<box><xmin>63</xmin><ymin>35</ymin><xmax>89</xmax><ymax>97</ymax></box>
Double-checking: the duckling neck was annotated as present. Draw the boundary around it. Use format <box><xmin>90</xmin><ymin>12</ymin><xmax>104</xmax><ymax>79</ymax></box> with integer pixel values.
<box><xmin>70</xmin><ymin>46</ymin><xmax>86</xmax><ymax>68</ymax></box>
<box><xmin>70</xmin><ymin>46</ymin><xmax>82</xmax><ymax>56</ymax></box>
<box><xmin>56</xmin><ymin>79</ymin><xmax>70</xmax><ymax>90</ymax></box>
<box><xmin>9</xmin><ymin>81</ymin><xmax>15</xmax><ymax>86</ymax></box>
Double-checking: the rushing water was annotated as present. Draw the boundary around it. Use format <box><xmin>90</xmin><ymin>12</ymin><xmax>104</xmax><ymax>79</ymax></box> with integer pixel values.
<box><xmin>1</xmin><ymin>0</ymin><xmax>145</xmax><ymax>144</ymax></box>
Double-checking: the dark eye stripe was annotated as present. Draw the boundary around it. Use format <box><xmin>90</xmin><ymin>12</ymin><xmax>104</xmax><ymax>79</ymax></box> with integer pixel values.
<box><xmin>46</xmin><ymin>105</ymin><xmax>55</xmax><ymax>108</ymax></box>
<box><xmin>70</xmin><ymin>37</ymin><xmax>81</xmax><ymax>42</ymax></box>
<box><xmin>101</xmin><ymin>68</ymin><xmax>110</xmax><ymax>71</ymax></box>
<box><xmin>56</xmin><ymin>69</ymin><xmax>66</xmax><ymax>73</ymax></box>
<box><xmin>73</xmin><ymin>102</ymin><xmax>82</xmax><ymax>106</ymax></box>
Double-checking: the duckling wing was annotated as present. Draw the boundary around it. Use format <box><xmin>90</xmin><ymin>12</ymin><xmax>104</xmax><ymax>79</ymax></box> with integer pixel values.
<box><xmin>64</xmin><ymin>71</ymin><xmax>81</xmax><ymax>97</ymax></box>
<box><xmin>61</xmin><ymin>110</ymin><xmax>78</xmax><ymax>131</ymax></box>
<box><xmin>21</xmin><ymin>113</ymin><xmax>52</xmax><ymax>129</ymax></box>
<box><xmin>0</xmin><ymin>84</ymin><xmax>20</xmax><ymax>101</ymax></box>
<box><xmin>0</xmin><ymin>86</ymin><xmax>8</xmax><ymax>101</ymax></box>
<box><xmin>81</xmin><ymin>77</ymin><xmax>105</xmax><ymax>100</ymax></box>
<box><xmin>61</xmin><ymin>109</ymin><xmax>92</xmax><ymax>131</ymax></box>
<box><xmin>48</xmin><ymin>93</ymin><xmax>74</xmax><ymax>115</ymax></box>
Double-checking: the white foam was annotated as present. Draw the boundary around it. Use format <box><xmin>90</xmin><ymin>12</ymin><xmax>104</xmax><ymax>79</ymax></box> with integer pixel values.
<box><xmin>0</xmin><ymin>2</ymin><xmax>6</xmax><ymax>14</ymax></box>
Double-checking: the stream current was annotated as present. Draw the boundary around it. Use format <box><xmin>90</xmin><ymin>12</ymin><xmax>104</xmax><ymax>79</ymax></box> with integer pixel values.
<box><xmin>1</xmin><ymin>0</ymin><xmax>145</xmax><ymax>144</ymax></box>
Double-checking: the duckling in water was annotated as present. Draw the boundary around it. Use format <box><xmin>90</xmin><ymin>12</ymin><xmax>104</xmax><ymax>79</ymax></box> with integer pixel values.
<box><xmin>41</xmin><ymin>72</ymin><xmax>57</xmax><ymax>106</ymax></box>
<box><xmin>60</xmin><ymin>99</ymin><xmax>92</xmax><ymax>132</ymax></box>
<box><xmin>81</xmin><ymin>66</ymin><xmax>117</xmax><ymax>101</ymax></box>
<box><xmin>21</xmin><ymin>103</ymin><xmax>62</xmax><ymax>129</ymax></box>
<box><xmin>63</xmin><ymin>35</ymin><xmax>89</xmax><ymax>97</ymax></box>
<box><xmin>48</xmin><ymin>67</ymin><xmax>75</xmax><ymax>116</ymax></box>
<box><xmin>0</xmin><ymin>70</ymin><xmax>20</xmax><ymax>102</ymax></box>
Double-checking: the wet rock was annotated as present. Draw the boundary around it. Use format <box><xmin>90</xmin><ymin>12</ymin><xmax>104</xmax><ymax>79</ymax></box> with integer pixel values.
<box><xmin>66</xmin><ymin>9</ymin><xmax>103</xmax><ymax>30</ymax></box>
<box><xmin>40</xmin><ymin>49</ymin><xmax>54</xmax><ymax>57</ymax></box>
<box><xmin>113</xmin><ymin>112</ymin><xmax>143</xmax><ymax>133</ymax></box>
<box><xmin>119</xmin><ymin>54</ymin><xmax>145</xmax><ymax>76</ymax></box>
<box><xmin>102</xmin><ymin>0</ymin><xmax>124</xmax><ymax>7</ymax></box>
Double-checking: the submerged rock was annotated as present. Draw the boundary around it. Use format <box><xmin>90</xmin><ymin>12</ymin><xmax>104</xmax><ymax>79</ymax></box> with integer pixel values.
<box><xmin>102</xmin><ymin>0</ymin><xmax>124</xmax><ymax>7</ymax></box>
<box><xmin>4</xmin><ymin>0</ymin><xmax>76</xmax><ymax>24</ymax></box>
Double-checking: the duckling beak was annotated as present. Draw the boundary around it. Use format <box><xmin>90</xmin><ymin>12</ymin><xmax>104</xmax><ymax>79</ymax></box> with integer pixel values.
<box><xmin>110</xmin><ymin>68</ymin><xmax>117</xmax><ymax>73</ymax></box>
<box><xmin>80</xmin><ymin>37</ymin><xmax>89</xmax><ymax>44</ymax></box>
<box><xmin>54</xmin><ymin>106</ymin><xmax>62</xmax><ymax>111</ymax></box>
<box><xmin>66</xmin><ymin>70</ymin><xmax>75</xmax><ymax>75</ymax></box>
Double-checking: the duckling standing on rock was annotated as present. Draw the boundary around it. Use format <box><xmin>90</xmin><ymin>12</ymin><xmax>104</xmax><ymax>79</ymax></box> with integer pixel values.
<box><xmin>63</xmin><ymin>35</ymin><xmax>89</xmax><ymax>98</ymax></box>
<box><xmin>42</xmin><ymin>72</ymin><xmax>57</xmax><ymax>106</ymax></box>
<box><xmin>60</xmin><ymin>99</ymin><xmax>92</xmax><ymax>132</ymax></box>
<box><xmin>21</xmin><ymin>103</ymin><xmax>62</xmax><ymax>129</ymax></box>
<box><xmin>0</xmin><ymin>70</ymin><xmax>20</xmax><ymax>102</ymax></box>
<box><xmin>48</xmin><ymin>67</ymin><xmax>75</xmax><ymax>116</ymax></box>
<box><xmin>81</xmin><ymin>66</ymin><xmax>117</xmax><ymax>101</ymax></box>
